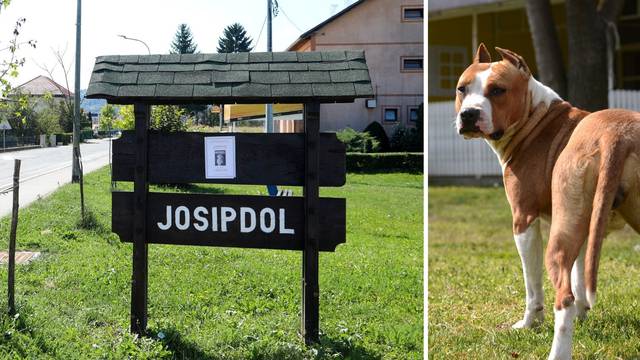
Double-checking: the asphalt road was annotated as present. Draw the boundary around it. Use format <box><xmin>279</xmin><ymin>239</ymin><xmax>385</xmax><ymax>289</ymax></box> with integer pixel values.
<box><xmin>0</xmin><ymin>139</ymin><xmax>111</xmax><ymax>217</ymax></box>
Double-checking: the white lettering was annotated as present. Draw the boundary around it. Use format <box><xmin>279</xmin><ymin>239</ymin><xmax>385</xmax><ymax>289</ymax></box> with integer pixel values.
<box><xmin>193</xmin><ymin>206</ymin><xmax>209</xmax><ymax>231</ymax></box>
<box><xmin>279</xmin><ymin>208</ymin><xmax>294</xmax><ymax>235</ymax></box>
<box><xmin>157</xmin><ymin>206</ymin><xmax>172</xmax><ymax>230</ymax></box>
<box><xmin>156</xmin><ymin>205</ymin><xmax>296</xmax><ymax>234</ymax></box>
<box><xmin>240</xmin><ymin>207</ymin><xmax>256</xmax><ymax>233</ymax></box>
<box><xmin>211</xmin><ymin>207</ymin><xmax>218</xmax><ymax>231</ymax></box>
<box><xmin>260</xmin><ymin>208</ymin><xmax>276</xmax><ymax>233</ymax></box>
<box><xmin>175</xmin><ymin>206</ymin><xmax>190</xmax><ymax>230</ymax></box>
<box><xmin>220</xmin><ymin>207</ymin><xmax>236</xmax><ymax>232</ymax></box>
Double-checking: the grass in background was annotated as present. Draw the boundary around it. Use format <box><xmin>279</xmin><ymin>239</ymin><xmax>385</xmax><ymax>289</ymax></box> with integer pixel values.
<box><xmin>0</xmin><ymin>167</ymin><xmax>423</xmax><ymax>359</ymax></box>
<box><xmin>428</xmin><ymin>186</ymin><xmax>640</xmax><ymax>359</ymax></box>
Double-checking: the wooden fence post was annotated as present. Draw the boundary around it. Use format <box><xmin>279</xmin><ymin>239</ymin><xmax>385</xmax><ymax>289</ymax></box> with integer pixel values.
<box><xmin>8</xmin><ymin>159</ymin><xmax>20</xmax><ymax>315</ymax></box>
<box><xmin>131</xmin><ymin>103</ymin><xmax>150</xmax><ymax>335</ymax></box>
<box><xmin>302</xmin><ymin>102</ymin><xmax>320</xmax><ymax>344</ymax></box>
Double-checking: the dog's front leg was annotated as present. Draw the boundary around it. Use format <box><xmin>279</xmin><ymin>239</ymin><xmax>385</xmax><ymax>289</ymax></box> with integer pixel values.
<box><xmin>512</xmin><ymin>218</ymin><xmax>545</xmax><ymax>328</ymax></box>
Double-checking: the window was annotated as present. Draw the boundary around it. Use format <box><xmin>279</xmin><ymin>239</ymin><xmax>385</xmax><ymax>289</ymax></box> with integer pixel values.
<box><xmin>408</xmin><ymin>107</ymin><xmax>420</xmax><ymax>122</ymax></box>
<box><xmin>621</xmin><ymin>0</ymin><xmax>640</xmax><ymax>18</ymax></box>
<box><xmin>402</xmin><ymin>6</ymin><xmax>423</xmax><ymax>21</ymax></box>
<box><xmin>402</xmin><ymin>57</ymin><xmax>424</xmax><ymax>71</ymax></box>
<box><xmin>429</xmin><ymin>46</ymin><xmax>468</xmax><ymax>97</ymax></box>
<box><xmin>383</xmin><ymin>107</ymin><xmax>399</xmax><ymax>122</ymax></box>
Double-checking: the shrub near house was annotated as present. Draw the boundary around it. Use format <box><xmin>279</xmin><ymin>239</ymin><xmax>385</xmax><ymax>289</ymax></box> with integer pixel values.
<box><xmin>336</xmin><ymin>127</ymin><xmax>380</xmax><ymax>153</ymax></box>
<box><xmin>336</xmin><ymin>126</ymin><xmax>423</xmax><ymax>173</ymax></box>
<box><xmin>336</xmin><ymin>104</ymin><xmax>423</xmax><ymax>172</ymax></box>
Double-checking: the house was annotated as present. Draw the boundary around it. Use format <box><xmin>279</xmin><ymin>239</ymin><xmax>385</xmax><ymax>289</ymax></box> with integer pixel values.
<box><xmin>428</xmin><ymin>0</ymin><xmax>640</xmax><ymax>180</ymax></box>
<box><xmin>13</xmin><ymin>75</ymin><xmax>73</xmax><ymax>112</ymax></box>
<box><xmin>283</xmin><ymin>0</ymin><xmax>424</xmax><ymax>134</ymax></box>
<box><xmin>428</xmin><ymin>0</ymin><xmax>640</xmax><ymax>102</ymax></box>
<box><xmin>223</xmin><ymin>104</ymin><xmax>304</xmax><ymax>132</ymax></box>
<box><xmin>14</xmin><ymin>75</ymin><xmax>73</xmax><ymax>98</ymax></box>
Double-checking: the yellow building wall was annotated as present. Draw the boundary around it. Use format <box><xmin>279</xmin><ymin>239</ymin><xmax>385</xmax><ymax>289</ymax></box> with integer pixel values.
<box><xmin>428</xmin><ymin>4</ymin><xmax>568</xmax><ymax>102</ymax></box>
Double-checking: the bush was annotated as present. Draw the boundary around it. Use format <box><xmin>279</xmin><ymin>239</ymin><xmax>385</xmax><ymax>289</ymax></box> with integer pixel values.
<box><xmin>54</xmin><ymin>133</ymin><xmax>72</xmax><ymax>145</ymax></box>
<box><xmin>151</xmin><ymin>105</ymin><xmax>187</xmax><ymax>132</ymax></box>
<box><xmin>390</xmin><ymin>125</ymin><xmax>422</xmax><ymax>152</ymax></box>
<box><xmin>336</xmin><ymin>127</ymin><xmax>380</xmax><ymax>153</ymax></box>
<box><xmin>346</xmin><ymin>152</ymin><xmax>423</xmax><ymax>173</ymax></box>
<box><xmin>389</xmin><ymin>103</ymin><xmax>423</xmax><ymax>152</ymax></box>
<box><xmin>81</xmin><ymin>129</ymin><xmax>94</xmax><ymax>141</ymax></box>
<box><xmin>363</xmin><ymin>121</ymin><xmax>390</xmax><ymax>151</ymax></box>
<box><xmin>54</xmin><ymin>131</ymin><xmax>93</xmax><ymax>144</ymax></box>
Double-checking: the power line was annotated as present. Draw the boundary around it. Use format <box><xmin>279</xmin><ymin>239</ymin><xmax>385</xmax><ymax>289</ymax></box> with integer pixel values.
<box><xmin>279</xmin><ymin>5</ymin><xmax>303</xmax><ymax>33</ymax></box>
<box><xmin>255</xmin><ymin>15</ymin><xmax>268</xmax><ymax>50</ymax></box>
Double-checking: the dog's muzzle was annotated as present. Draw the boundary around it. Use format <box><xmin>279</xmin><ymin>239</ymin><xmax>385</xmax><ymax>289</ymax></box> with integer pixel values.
<box><xmin>458</xmin><ymin>108</ymin><xmax>481</xmax><ymax>134</ymax></box>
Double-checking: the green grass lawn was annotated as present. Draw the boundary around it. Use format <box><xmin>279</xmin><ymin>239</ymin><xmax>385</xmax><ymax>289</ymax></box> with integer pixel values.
<box><xmin>0</xmin><ymin>168</ymin><xmax>423</xmax><ymax>359</ymax></box>
<box><xmin>428</xmin><ymin>186</ymin><xmax>640</xmax><ymax>359</ymax></box>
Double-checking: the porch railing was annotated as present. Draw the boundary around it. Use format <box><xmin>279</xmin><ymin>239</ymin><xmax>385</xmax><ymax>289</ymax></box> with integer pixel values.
<box><xmin>429</xmin><ymin>90</ymin><xmax>640</xmax><ymax>178</ymax></box>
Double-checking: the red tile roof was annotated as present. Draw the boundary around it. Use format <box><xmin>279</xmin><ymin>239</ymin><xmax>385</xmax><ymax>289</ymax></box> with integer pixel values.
<box><xmin>14</xmin><ymin>75</ymin><xmax>73</xmax><ymax>97</ymax></box>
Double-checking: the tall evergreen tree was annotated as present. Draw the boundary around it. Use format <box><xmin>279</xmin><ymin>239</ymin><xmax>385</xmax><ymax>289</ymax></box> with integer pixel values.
<box><xmin>171</xmin><ymin>24</ymin><xmax>197</xmax><ymax>54</ymax></box>
<box><xmin>217</xmin><ymin>23</ymin><xmax>253</xmax><ymax>53</ymax></box>
<box><xmin>169</xmin><ymin>24</ymin><xmax>205</xmax><ymax>116</ymax></box>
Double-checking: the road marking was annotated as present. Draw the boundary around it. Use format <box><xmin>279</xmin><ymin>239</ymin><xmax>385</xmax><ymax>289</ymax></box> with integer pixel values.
<box><xmin>0</xmin><ymin>153</ymin><xmax>109</xmax><ymax>194</ymax></box>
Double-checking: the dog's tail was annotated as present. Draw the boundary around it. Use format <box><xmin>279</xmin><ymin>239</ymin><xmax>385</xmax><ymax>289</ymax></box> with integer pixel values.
<box><xmin>585</xmin><ymin>138</ymin><xmax>626</xmax><ymax>309</ymax></box>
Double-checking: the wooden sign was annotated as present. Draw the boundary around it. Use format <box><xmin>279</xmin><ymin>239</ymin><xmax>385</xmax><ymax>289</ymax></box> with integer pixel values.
<box><xmin>112</xmin><ymin>191</ymin><xmax>346</xmax><ymax>251</ymax></box>
<box><xmin>112</xmin><ymin>131</ymin><xmax>346</xmax><ymax>186</ymax></box>
<box><xmin>114</xmin><ymin>102</ymin><xmax>334</xmax><ymax>344</ymax></box>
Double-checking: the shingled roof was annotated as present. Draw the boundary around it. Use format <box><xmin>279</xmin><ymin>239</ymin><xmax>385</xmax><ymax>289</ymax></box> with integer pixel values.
<box><xmin>85</xmin><ymin>51</ymin><xmax>374</xmax><ymax>104</ymax></box>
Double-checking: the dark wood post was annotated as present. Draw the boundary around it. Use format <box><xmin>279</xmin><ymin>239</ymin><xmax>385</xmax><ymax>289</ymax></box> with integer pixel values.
<box><xmin>131</xmin><ymin>103</ymin><xmax>150</xmax><ymax>335</ymax></box>
<box><xmin>8</xmin><ymin>159</ymin><xmax>20</xmax><ymax>315</ymax></box>
<box><xmin>302</xmin><ymin>102</ymin><xmax>320</xmax><ymax>344</ymax></box>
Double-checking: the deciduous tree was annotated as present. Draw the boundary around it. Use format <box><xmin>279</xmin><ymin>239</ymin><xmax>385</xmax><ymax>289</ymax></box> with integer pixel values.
<box><xmin>525</xmin><ymin>0</ymin><xmax>624</xmax><ymax>111</ymax></box>
<box><xmin>151</xmin><ymin>105</ymin><xmax>186</xmax><ymax>132</ymax></box>
<box><xmin>98</xmin><ymin>103</ymin><xmax>117</xmax><ymax>131</ymax></box>
<box><xmin>114</xmin><ymin>104</ymin><xmax>134</xmax><ymax>130</ymax></box>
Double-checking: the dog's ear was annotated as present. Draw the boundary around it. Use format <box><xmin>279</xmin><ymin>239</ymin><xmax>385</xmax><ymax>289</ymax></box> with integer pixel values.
<box><xmin>495</xmin><ymin>47</ymin><xmax>531</xmax><ymax>76</ymax></box>
<box><xmin>474</xmin><ymin>43</ymin><xmax>491</xmax><ymax>64</ymax></box>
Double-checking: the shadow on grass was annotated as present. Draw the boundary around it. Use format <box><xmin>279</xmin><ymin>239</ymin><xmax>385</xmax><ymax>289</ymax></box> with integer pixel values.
<box><xmin>349</xmin><ymin>168</ymin><xmax>423</xmax><ymax>175</ymax></box>
<box><xmin>318</xmin><ymin>336</ymin><xmax>383</xmax><ymax>359</ymax></box>
<box><xmin>150</xmin><ymin>327</ymin><xmax>381</xmax><ymax>360</ymax></box>
<box><xmin>152</xmin><ymin>183</ymin><xmax>227</xmax><ymax>195</ymax></box>
<box><xmin>588</xmin><ymin>313</ymin><xmax>640</xmax><ymax>341</ymax></box>
<box><xmin>149</xmin><ymin>327</ymin><xmax>217</xmax><ymax>360</ymax></box>
<box><xmin>0</xmin><ymin>304</ymin><xmax>51</xmax><ymax>356</ymax></box>
<box><xmin>76</xmin><ymin>207</ymin><xmax>105</xmax><ymax>231</ymax></box>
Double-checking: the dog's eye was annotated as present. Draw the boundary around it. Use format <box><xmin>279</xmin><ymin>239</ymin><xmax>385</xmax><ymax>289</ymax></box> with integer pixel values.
<box><xmin>489</xmin><ymin>87</ymin><xmax>506</xmax><ymax>96</ymax></box>
<box><xmin>457</xmin><ymin>86</ymin><xmax>466</xmax><ymax>94</ymax></box>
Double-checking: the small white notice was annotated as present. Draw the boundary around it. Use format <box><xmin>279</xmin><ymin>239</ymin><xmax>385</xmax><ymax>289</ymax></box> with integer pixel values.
<box><xmin>204</xmin><ymin>136</ymin><xmax>236</xmax><ymax>179</ymax></box>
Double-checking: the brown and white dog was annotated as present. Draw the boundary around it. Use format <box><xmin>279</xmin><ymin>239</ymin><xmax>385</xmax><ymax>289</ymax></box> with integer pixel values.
<box><xmin>454</xmin><ymin>44</ymin><xmax>640</xmax><ymax>359</ymax></box>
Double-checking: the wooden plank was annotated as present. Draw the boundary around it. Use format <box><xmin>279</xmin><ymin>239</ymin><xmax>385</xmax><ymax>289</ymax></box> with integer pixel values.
<box><xmin>112</xmin><ymin>132</ymin><xmax>346</xmax><ymax>186</ymax></box>
<box><xmin>302</xmin><ymin>102</ymin><xmax>320</xmax><ymax>344</ymax></box>
<box><xmin>131</xmin><ymin>103</ymin><xmax>149</xmax><ymax>335</ymax></box>
<box><xmin>8</xmin><ymin>159</ymin><xmax>20</xmax><ymax>315</ymax></box>
<box><xmin>112</xmin><ymin>192</ymin><xmax>346</xmax><ymax>252</ymax></box>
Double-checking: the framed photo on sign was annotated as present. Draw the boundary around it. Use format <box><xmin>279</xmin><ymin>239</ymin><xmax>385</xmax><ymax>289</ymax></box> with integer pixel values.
<box><xmin>204</xmin><ymin>136</ymin><xmax>236</xmax><ymax>179</ymax></box>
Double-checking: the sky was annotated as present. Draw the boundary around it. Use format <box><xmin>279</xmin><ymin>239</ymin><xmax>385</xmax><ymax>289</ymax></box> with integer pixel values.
<box><xmin>0</xmin><ymin>0</ymin><xmax>357</xmax><ymax>91</ymax></box>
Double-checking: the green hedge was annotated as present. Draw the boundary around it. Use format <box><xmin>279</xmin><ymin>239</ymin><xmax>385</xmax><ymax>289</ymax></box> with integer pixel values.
<box><xmin>81</xmin><ymin>129</ymin><xmax>94</xmax><ymax>140</ymax></box>
<box><xmin>346</xmin><ymin>152</ymin><xmax>423</xmax><ymax>173</ymax></box>
<box><xmin>54</xmin><ymin>133</ymin><xmax>72</xmax><ymax>145</ymax></box>
<box><xmin>54</xmin><ymin>130</ymin><xmax>94</xmax><ymax>144</ymax></box>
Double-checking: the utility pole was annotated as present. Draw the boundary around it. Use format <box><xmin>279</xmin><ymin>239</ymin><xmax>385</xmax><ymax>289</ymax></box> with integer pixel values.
<box><xmin>265</xmin><ymin>0</ymin><xmax>274</xmax><ymax>133</ymax></box>
<box><xmin>72</xmin><ymin>0</ymin><xmax>82</xmax><ymax>183</ymax></box>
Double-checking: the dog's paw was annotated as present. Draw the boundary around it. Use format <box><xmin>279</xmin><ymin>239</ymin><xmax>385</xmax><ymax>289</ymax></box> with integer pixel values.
<box><xmin>512</xmin><ymin>309</ymin><xmax>544</xmax><ymax>329</ymax></box>
<box><xmin>548</xmin><ymin>342</ymin><xmax>572</xmax><ymax>360</ymax></box>
<box><xmin>548</xmin><ymin>351</ymin><xmax>571</xmax><ymax>360</ymax></box>
<box><xmin>575</xmin><ymin>300</ymin><xmax>590</xmax><ymax>321</ymax></box>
